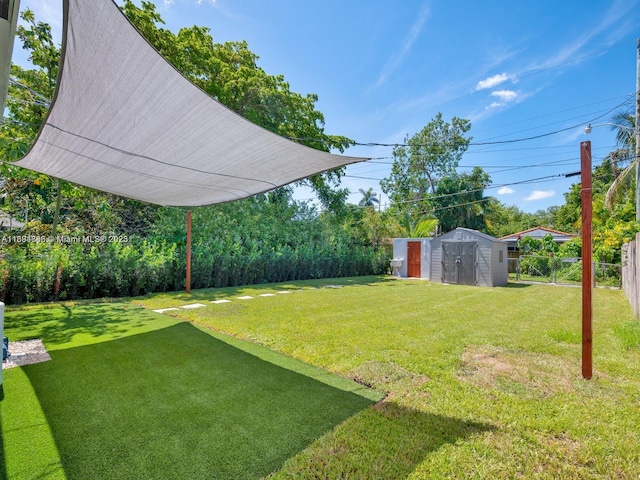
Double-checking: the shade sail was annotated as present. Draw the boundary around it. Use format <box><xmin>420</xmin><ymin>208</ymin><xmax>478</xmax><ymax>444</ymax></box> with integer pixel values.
<box><xmin>15</xmin><ymin>0</ymin><xmax>366</xmax><ymax>207</ymax></box>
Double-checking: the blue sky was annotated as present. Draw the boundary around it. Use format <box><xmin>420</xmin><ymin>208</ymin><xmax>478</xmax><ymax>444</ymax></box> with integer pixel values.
<box><xmin>12</xmin><ymin>0</ymin><xmax>640</xmax><ymax>213</ymax></box>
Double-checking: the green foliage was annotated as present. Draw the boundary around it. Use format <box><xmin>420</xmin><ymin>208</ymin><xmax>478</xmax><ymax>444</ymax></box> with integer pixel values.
<box><xmin>0</xmin><ymin>196</ymin><xmax>390</xmax><ymax>305</ymax></box>
<box><xmin>484</xmin><ymin>199</ymin><xmax>558</xmax><ymax>238</ymax></box>
<box><xmin>120</xmin><ymin>0</ymin><xmax>354</xmax><ymax>211</ymax></box>
<box><xmin>517</xmin><ymin>234</ymin><xmax>559</xmax><ymax>278</ymax></box>
<box><xmin>431</xmin><ymin>166</ymin><xmax>490</xmax><ymax>232</ymax></box>
<box><xmin>381</xmin><ymin>113</ymin><xmax>472</xmax><ymax>220</ymax></box>
<box><xmin>388</xmin><ymin>212</ymin><xmax>438</xmax><ymax>238</ymax></box>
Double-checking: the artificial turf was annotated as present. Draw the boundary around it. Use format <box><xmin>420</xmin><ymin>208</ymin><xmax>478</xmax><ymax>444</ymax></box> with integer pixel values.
<box><xmin>0</xmin><ymin>303</ymin><xmax>381</xmax><ymax>479</ymax></box>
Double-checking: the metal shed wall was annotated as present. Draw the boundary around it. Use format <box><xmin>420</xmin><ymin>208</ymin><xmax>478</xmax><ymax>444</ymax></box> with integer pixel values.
<box><xmin>429</xmin><ymin>228</ymin><xmax>508</xmax><ymax>287</ymax></box>
<box><xmin>392</xmin><ymin>238</ymin><xmax>432</xmax><ymax>279</ymax></box>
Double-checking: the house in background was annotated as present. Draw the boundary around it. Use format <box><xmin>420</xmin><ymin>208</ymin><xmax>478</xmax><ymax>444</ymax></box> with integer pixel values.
<box><xmin>500</xmin><ymin>227</ymin><xmax>577</xmax><ymax>257</ymax></box>
<box><xmin>430</xmin><ymin>228</ymin><xmax>508</xmax><ymax>287</ymax></box>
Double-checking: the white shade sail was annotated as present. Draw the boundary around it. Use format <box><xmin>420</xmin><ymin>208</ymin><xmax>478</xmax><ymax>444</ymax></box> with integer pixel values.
<box><xmin>15</xmin><ymin>0</ymin><xmax>366</xmax><ymax>206</ymax></box>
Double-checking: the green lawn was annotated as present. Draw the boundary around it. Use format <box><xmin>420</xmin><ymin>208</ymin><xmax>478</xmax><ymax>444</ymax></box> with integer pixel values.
<box><xmin>135</xmin><ymin>277</ymin><xmax>640</xmax><ymax>479</ymax></box>
<box><xmin>0</xmin><ymin>303</ymin><xmax>381</xmax><ymax>479</ymax></box>
<box><xmin>2</xmin><ymin>277</ymin><xmax>639</xmax><ymax>479</ymax></box>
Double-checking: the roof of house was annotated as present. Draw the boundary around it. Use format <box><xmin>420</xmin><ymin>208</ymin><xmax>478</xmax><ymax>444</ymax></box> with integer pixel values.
<box><xmin>499</xmin><ymin>226</ymin><xmax>577</xmax><ymax>242</ymax></box>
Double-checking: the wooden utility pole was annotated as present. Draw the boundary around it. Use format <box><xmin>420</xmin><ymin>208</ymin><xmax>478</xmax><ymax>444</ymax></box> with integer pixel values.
<box><xmin>581</xmin><ymin>141</ymin><xmax>593</xmax><ymax>380</ymax></box>
<box><xmin>186</xmin><ymin>210</ymin><xmax>192</xmax><ymax>294</ymax></box>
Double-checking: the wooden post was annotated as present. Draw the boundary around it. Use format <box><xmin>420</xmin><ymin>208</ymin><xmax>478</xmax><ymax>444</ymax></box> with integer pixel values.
<box><xmin>581</xmin><ymin>141</ymin><xmax>593</xmax><ymax>379</ymax></box>
<box><xmin>186</xmin><ymin>210</ymin><xmax>192</xmax><ymax>294</ymax></box>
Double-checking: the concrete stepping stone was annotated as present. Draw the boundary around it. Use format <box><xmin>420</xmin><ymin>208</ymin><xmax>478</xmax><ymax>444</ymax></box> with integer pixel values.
<box><xmin>211</xmin><ymin>299</ymin><xmax>232</xmax><ymax>304</ymax></box>
<box><xmin>237</xmin><ymin>296</ymin><xmax>254</xmax><ymax>300</ymax></box>
<box><xmin>258</xmin><ymin>293</ymin><xmax>275</xmax><ymax>297</ymax></box>
<box><xmin>153</xmin><ymin>307</ymin><xmax>180</xmax><ymax>313</ymax></box>
<box><xmin>180</xmin><ymin>303</ymin><xmax>207</xmax><ymax>309</ymax></box>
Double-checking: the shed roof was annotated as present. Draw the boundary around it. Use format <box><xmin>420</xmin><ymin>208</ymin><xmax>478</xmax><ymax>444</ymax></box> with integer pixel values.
<box><xmin>14</xmin><ymin>0</ymin><xmax>366</xmax><ymax>207</ymax></box>
<box><xmin>437</xmin><ymin>227</ymin><xmax>505</xmax><ymax>244</ymax></box>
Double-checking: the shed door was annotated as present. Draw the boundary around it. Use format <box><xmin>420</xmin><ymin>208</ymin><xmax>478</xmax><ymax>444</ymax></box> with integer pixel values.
<box><xmin>441</xmin><ymin>241</ymin><xmax>476</xmax><ymax>285</ymax></box>
<box><xmin>458</xmin><ymin>241</ymin><xmax>476</xmax><ymax>285</ymax></box>
<box><xmin>441</xmin><ymin>242</ymin><xmax>458</xmax><ymax>284</ymax></box>
<box><xmin>407</xmin><ymin>241</ymin><xmax>421</xmax><ymax>278</ymax></box>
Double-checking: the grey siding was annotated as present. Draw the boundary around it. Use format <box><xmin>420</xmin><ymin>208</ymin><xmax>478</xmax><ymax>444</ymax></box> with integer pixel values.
<box><xmin>429</xmin><ymin>228</ymin><xmax>508</xmax><ymax>287</ymax></box>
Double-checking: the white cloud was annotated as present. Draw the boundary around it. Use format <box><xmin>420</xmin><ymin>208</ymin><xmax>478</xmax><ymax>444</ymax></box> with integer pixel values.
<box><xmin>497</xmin><ymin>186</ymin><xmax>514</xmax><ymax>195</ymax></box>
<box><xmin>372</xmin><ymin>3</ymin><xmax>430</xmax><ymax>89</ymax></box>
<box><xmin>490</xmin><ymin>90</ymin><xmax>518</xmax><ymax>102</ymax></box>
<box><xmin>476</xmin><ymin>73</ymin><xmax>514</xmax><ymax>91</ymax></box>
<box><xmin>525</xmin><ymin>190</ymin><xmax>555</xmax><ymax>201</ymax></box>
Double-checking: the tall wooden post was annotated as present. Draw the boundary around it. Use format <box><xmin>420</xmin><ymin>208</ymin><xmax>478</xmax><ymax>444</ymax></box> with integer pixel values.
<box><xmin>186</xmin><ymin>210</ymin><xmax>192</xmax><ymax>294</ymax></box>
<box><xmin>581</xmin><ymin>141</ymin><xmax>593</xmax><ymax>379</ymax></box>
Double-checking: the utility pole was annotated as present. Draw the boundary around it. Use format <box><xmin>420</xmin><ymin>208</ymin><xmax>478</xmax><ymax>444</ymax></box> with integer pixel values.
<box><xmin>581</xmin><ymin>141</ymin><xmax>593</xmax><ymax>380</ymax></box>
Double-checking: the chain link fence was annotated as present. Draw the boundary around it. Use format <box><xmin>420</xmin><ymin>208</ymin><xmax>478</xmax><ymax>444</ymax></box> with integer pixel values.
<box><xmin>508</xmin><ymin>255</ymin><xmax>621</xmax><ymax>288</ymax></box>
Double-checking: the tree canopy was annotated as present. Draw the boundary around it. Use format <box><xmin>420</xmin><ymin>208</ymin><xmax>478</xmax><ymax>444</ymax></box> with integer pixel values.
<box><xmin>121</xmin><ymin>0</ymin><xmax>353</xmax><ymax>210</ymax></box>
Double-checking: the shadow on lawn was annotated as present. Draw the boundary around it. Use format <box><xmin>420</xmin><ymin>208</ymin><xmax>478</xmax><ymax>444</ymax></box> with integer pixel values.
<box><xmin>4</xmin><ymin>303</ymin><xmax>168</xmax><ymax>348</ymax></box>
<box><xmin>21</xmin><ymin>322</ymin><xmax>378</xmax><ymax>480</ymax></box>
<box><xmin>140</xmin><ymin>275</ymin><xmax>400</xmax><ymax>303</ymax></box>
<box><xmin>274</xmin><ymin>400</ymin><xmax>495</xmax><ymax>478</ymax></box>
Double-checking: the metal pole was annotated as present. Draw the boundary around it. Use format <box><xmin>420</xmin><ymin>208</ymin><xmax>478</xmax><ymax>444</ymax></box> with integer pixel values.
<box><xmin>186</xmin><ymin>210</ymin><xmax>192</xmax><ymax>294</ymax></box>
<box><xmin>635</xmin><ymin>38</ymin><xmax>640</xmax><ymax>221</ymax></box>
<box><xmin>581</xmin><ymin>141</ymin><xmax>593</xmax><ymax>380</ymax></box>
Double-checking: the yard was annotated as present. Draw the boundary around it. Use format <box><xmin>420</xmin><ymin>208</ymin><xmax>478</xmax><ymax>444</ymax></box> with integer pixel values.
<box><xmin>2</xmin><ymin>276</ymin><xmax>640</xmax><ymax>478</ymax></box>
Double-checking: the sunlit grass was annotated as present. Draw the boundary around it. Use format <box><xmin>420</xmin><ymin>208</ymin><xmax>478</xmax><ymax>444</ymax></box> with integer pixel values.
<box><xmin>133</xmin><ymin>277</ymin><xmax>640</xmax><ymax>479</ymax></box>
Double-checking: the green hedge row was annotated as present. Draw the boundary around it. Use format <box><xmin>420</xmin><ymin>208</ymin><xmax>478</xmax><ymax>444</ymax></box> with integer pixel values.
<box><xmin>0</xmin><ymin>240</ymin><xmax>390</xmax><ymax>305</ymax></box>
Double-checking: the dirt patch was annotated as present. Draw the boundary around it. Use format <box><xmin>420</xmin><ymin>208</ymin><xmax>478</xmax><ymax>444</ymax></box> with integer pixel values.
<box><xmin>457</xmin><ymin>345</ymin><xmax>581</xmax><ymax>396</ymax></box>
<box><xmin>3</xmin><ymin>339</ymin><xmax>51</xmax><ymax>369</ymax></box>
<box><xmin>349</xmin><ymin>361</ymin><xmax>429</xmax><ymax>393</ymax></box>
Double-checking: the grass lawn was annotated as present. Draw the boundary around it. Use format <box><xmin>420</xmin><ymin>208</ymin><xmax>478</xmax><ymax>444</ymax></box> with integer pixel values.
<box><xmin>0</xmin><ymin>303</ymin><xmax>381</xmax><ymax>479</ymax></box>
<box><xmin>134</xmin><ymin>276</ymin><xmax>640</xmax><ymax>479</ymax></box>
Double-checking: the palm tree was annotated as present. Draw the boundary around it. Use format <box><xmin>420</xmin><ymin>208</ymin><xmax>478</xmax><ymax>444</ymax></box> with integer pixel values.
<box><xmin>604</xmin><ymin>110</ymin><xmax>636</xmax><ymax>210</ymax></box>
<box><xmin>392</xmin><ymin>212</ymin><xmax>439</xmax><ymax>238</ymax></box>
<box><xmin>358</xmin><ymin>187</ymin><xmax>380</xmax><ymax>208</ymax></box>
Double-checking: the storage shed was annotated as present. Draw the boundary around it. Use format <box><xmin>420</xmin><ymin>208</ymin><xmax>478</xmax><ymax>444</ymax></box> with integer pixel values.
<box><xmin>392</xmin><ymin>238</ymin><xmax>432</xmax><ymax>279</ymax></box>
<box><xmin>429</xmin><ymin>228</ymin><xmax>508</xmax><ymax>287</ymax></box>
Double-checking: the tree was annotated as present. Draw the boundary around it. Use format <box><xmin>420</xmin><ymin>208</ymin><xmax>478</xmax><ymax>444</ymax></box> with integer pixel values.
<box><xmin>430</xmin><ymin>167</ymin><xmax>490</xmax><ymax>232</ymax></box>
<box><xmin>388</xmin><ymin>212</ymin><xmax>438</xmax><ymax>238</ymax></box>
<box><xmin>358</xmin><ymin>188</ymin><xmax>379</xmax><ymax>208</ymax></box>
<box><xmin>604</xmin><ymin>110</ymin><xmax>636</xmax><ymax>210</ymax></box>
<box><xmin>380</xmin><ymin>113</ymin><xmax>472</xmax><ymax>219</ymax></box>
<box><xmin>484</xmin><ymin>199</ymin><xmax>559</xmax><ymax>238</ymax></box>
<box><xmin>0</xmin><ymin>9</ymin><xmax>161</xmax><ymax>237</ymax></box>
<box><xmin>121</xmin><ymin>0</ymin><xmax>354</xmax><ymax>211</ymax></box>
